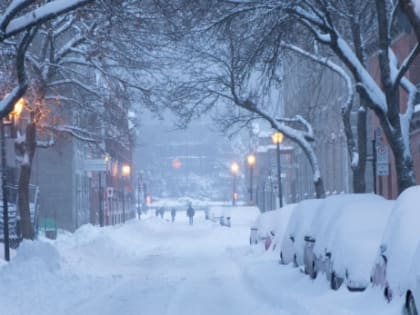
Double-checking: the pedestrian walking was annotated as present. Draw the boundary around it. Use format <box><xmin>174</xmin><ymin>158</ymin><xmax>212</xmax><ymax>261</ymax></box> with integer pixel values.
<box><xmin>171</xmin><ymin>207</ymin><xmax>176</xmax><ymax>223</ymax></box>
<box><xmin>186</xmin><ymin>203</ymin><xmax>195</xmax><ymax>225</ymax></box>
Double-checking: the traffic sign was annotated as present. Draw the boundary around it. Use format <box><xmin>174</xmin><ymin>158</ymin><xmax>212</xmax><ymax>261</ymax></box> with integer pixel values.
<box><xmin>376</xmin><ymin>163</ymin><xmax>389</xmax><ymax>176</ymax></box>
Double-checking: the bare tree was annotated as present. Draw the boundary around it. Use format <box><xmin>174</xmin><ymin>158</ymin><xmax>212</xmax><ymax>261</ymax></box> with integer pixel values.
<box><xmin>164</xmin><ymin>28</ymin><xmax>326</xmax><ymax>198</ymax></box>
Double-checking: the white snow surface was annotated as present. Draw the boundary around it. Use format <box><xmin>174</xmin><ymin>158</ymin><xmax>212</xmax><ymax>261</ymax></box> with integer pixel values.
<box><xmin>0</xmin><ymin>205</ymin><xmax>402</xmax><ymax>315</ymax></box>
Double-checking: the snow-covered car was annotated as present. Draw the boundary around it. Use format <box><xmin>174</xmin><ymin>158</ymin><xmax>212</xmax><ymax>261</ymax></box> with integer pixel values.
<box><xmin>250</xmin><ymin>209</ymin><xmax>280</xmax><ymax>247</ymax></box>
<box><xmin>371</xmin><ymin>185</ymin><xmax>420</xmax><ymax>301</ymax></box>
<box><xmin>325</xmin><ymin>197</ymin><xmax>394</xmax><ymax>291</ymax></box>
<box><xmin>250</xmin><ymin>204</ymin><xmax>296</xmax><ymax>251</ymax></box>
<box><xmin>271</xmin><ymin>204</ymin><xmax>297</xmax><ymax>254</ymax></box>
<box><xmin>303</xmin><ymin>193</ymin><xmax>382</xmax><ymax>279</ymax></box>
<box><xmin>279</xmin><ymin>199</ymin><xmax>323</xmax><ymax>267</ymax></box>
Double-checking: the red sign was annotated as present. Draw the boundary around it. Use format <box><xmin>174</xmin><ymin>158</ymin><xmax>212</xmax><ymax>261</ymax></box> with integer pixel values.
<box><xmin>172</xmin><ymin>159</ymin><xmax>182</xmax><ymax>169</ymax></box>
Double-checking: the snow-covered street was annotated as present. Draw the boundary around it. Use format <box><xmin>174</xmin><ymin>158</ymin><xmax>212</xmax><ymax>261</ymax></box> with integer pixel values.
<box><xmin>0</xmin><ymin>207</ymin><xmax>403</xmax><ymax>315</ymax></box>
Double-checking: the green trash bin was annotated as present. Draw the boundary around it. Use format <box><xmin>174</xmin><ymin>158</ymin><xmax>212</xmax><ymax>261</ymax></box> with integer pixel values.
<box><xmin>40</xmin><ymin>218</ymin><xmax>57</xmax><ymax>240</ymax></box>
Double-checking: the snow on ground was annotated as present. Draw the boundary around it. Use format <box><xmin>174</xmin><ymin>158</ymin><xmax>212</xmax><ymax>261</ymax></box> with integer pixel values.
<box><xmin>0</xmin><ymin>205</ymin><xmax>402</xmax><ymax>315</ymax></box>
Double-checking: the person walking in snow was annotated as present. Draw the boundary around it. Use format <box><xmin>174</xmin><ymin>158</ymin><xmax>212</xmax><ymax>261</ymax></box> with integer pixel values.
<box><xmin>171</xmin><ymin>207</ymin><xmax>176</xmax><ymax>223</ymax></box>
<box><xmin>186</xmin><ymin>204</ymin><xmax>195</xmax><ymax>225</ymax></box>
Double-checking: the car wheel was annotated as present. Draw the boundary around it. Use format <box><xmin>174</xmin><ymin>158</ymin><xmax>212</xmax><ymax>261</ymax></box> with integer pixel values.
<box><xmin>293</xmin><ymin>254</ymin><xmax>298</xmax><ymax>268</ymax></box>
<box><xmin>384</xmin><ymin>285</ymin><xmax>392</xmax><ymax>302</ymax></box>
<box><xmin>407</xmin><ymin>292</ymin><xmax>418</xmax><ymax>315</ymax></box>
<box><xmin>330</xmin><ymin>272</ymin><xmax>341</xmax><ymax>290</ymax></box>
<box><xmin>310</xmin><ymin>261</ymin><xmax>317</xmax><ymax>279</ymax></box>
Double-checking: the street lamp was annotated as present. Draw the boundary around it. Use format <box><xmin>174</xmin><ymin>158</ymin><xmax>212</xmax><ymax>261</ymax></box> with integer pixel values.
<box><xmin>271</xmin><ymin>132</ymin><xmax>284</xmax><ymax>208</ymax></box>
<box><xmin>2</xmin><ymin>98</ymin><xmax>24</xmax><ymax>261</ymax></box>
<box><xmin>230</xmin><ymin>161</ymin><xmax>239</xmax><ymax>206</ymax></box>
<box><xmin>121</xmin><ymin>164</ymin><xmax>131</xmax><ymax>223</ymax></box>
<box><xmin>247</xmin><ymin>153</ymin><xmax>256</xmax><ymax>204</ymax></box>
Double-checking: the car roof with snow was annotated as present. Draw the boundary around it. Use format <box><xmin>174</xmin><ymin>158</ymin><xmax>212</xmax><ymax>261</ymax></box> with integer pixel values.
<box><xmin>309</xmin><ymin>193</ymin><xmax>383</xmax><ymax>256</ymax></box>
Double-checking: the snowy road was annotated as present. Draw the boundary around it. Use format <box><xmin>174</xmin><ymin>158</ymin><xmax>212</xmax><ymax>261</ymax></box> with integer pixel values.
<box><xmin>0</xmin><ymin>207</ymin><xmax>403</xmax><ymax>315</ymax></box>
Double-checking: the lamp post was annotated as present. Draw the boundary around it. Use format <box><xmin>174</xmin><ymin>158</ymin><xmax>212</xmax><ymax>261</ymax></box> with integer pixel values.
<box><xmin>121</xmin><ymin>164</ymin><xmax>131</xmax><ymax>223</ymax></box>
<box><xmin>246</xmin><ymin>153</ymin><xmax>256</xmax><ymax>204</ymax></box>
<box><xmin>271</xmin><ymin>132</ymin><xmax>284</xmax><ymax>208</ymax></box>
<box><xmin>230</xmin><ymin>161</ymin><xmax>239</xmax><ymax>206</ymax></box>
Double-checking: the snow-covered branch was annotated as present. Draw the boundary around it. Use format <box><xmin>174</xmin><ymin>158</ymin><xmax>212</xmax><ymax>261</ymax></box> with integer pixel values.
<box><xmin>42</xmin><ymin>124</ymin><xmax>100</xmax><ymax>143</ymax></box>
<box><xmin>1</xmin><ymin>0</ymin><xmax>94</xmax><ymax>41</ymax></box>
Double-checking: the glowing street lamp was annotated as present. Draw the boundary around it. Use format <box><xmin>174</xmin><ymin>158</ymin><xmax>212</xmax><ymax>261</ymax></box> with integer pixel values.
<box><xmin>230</xmin><ymin>162</ymin><xmax>239</xmax><ymax>206</ymax></box>
<box><xmin>271</xmin><ymin>132</ymin><xmax>284</xmax><ymax>208</ymax></box>
<box><xmin>121</xmin><ymin>164</ymin><xmax>131</xmax><ymax>223</ymax></box>
<box><xmin>247</xmin><ymin>154</ymin><xmax>256</xmax><ymax>204</ymax></box>
<box><xmin>122</xmin><ymin>164</ymin><xmax>131</xmax><ymax>177</ymax></box>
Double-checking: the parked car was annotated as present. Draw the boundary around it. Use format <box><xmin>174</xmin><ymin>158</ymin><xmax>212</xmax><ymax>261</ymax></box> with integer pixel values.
<box><xmin>280</xmin><ymin>199</ymin><xmax>323</xmax><ymax>267</ymax></box>
<box><xmin>271</xmin><ymin>204</ymin><xmax>297</xmax><ymax>254</ymax></box>
<box><xmin>250</xmin><ymin>204</ymin><xmax>296</xmax><ymax>252</ymax></box>
<box><xmin>371</xmin><ymin>185</ymin><xmax>420</xmax><ymax>302</ymax></box>
<box><xmin>325</xmin><ymin>197</ymin><xmax>394</xmax><ymax>291</ymax></box>
<box><xmin>303</xmin><ymin>193</ymin><xmax>382</xmax><ymax>279</ymax></box>
<box><xmin>249</xmin><ymin>209</ymin><xmax>280</xmax><ymax>247</ymax></box>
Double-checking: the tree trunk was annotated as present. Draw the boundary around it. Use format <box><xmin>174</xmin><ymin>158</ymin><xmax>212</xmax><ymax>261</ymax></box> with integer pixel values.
<box><xmin>17</xmin><ymin>119</ymin><xmax>36</xmax><ymax>240</ymax></box>
<box><xmin>386</xmin><ymin>129</ymin><xmax>415</xmax><ymax>194</ymax></box>
<box><xmin>353</xmin><ymin>104</ymin><xmax>367</xmax><ymax>193</ymax></box>
<box><xmin>314</xmin><ymin>177</ymin><xmax>325</xmax><ymax>199</ymax></box>
<box><xmin>18</xmin><ymin>164</ymin><xmax>34</xmax><ymax>239</ymax></box>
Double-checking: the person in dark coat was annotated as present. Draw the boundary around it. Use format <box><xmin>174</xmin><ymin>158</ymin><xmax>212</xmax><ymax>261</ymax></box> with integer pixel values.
<box><xmin>186</xmin><ymin>204</ymin><xmax>195</xmax><ymax>225</ymax></box>
<box><xmin>171</xmin><ymin>208</ymin><xmax>176</xmax><ymax>223</ymax></box>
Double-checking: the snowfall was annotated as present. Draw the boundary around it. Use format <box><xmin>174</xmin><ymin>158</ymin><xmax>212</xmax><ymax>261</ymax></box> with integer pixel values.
<box><xmin>0</xmin><ymin>205</ymin><xmax>404</xmax><ymax>315</ymax></box>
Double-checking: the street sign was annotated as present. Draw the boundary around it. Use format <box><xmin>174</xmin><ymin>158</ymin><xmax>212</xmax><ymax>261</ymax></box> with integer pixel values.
<box><xmin>376</xmin><ymin>145</ymin><xmax>389</xmax><ymax>164</ymax></box>
<box><xmin>84</xmin><ymin>159</ymin><xmax>107</xmax><ymax>172</ymax></box>
<box><xmin>377</xmin><ymin>163</ymin><xmax>389</xmax><ymax>176</ymax></box>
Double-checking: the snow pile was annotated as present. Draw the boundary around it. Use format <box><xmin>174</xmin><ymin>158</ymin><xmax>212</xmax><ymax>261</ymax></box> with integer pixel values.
<box><xmin>327</xmin><ymin>198</ymin><xmax>394</xmax><ymax>285</ymax></box>
<box><xmin>7</xmin><ymin>240</ymin><xmax>61</xmax><ymax>273</ymax></box>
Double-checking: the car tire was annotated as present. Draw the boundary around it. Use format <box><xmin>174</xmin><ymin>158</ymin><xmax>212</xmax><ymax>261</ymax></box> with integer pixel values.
<box><xmin>384</xmin><ymin>285</ymin><xmax>392</xmax><ymax>302</ymax></box>
<box><xmin>406</xmin><ymin>292</ymin><xmax>418</xmax><ymax>315</ymax></box>
<box><xmin>293</xmin><ymin>254</ymin><xmax>298</xmax><ymax>268</ymax></box>
<box><xmin>310</xmin><ymin>261</ymin><xmax>317</xmax><ymax>279</ymax></box>
<box><xmin>330</xmin><ymin>272</ymin><xmax>341</xmax><ymax>290</ymax></box>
